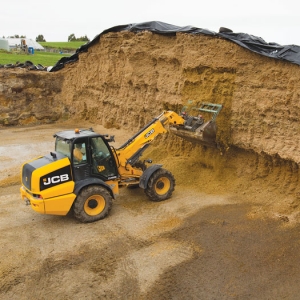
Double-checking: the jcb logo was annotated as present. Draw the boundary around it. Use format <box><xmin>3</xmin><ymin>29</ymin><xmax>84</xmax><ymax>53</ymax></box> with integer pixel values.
<box><xmin>40</xmin><ymin>166</ymin><xmax>72</xmax><ymax>191</ymax></box>
<box><xmin>145</xmin><ymin>128</ymin><xmax>155</xmax><ymax>139</ymax></box>
<box><xmin>43</xmin><ymin>174</ymin><xmax>69</xmax><ymax>185</ymax></box>
<box><xmin>97</xmin><ymin>166</ymin><xmax>105</xmax><ymax>172</ymax></box>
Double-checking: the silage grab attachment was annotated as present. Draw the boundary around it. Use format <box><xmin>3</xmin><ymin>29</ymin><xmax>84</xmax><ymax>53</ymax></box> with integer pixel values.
<box><xmin>169</xmin><ymin>102</ymin><xmax>223</xmax><ymax>147</ymax></box>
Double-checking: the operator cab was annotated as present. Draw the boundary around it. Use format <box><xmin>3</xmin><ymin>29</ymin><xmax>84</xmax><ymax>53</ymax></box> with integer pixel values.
<box><xmin>54</xmin><ymin>129</ymin><xmax>118</xmax><ymax>182</ymax></box>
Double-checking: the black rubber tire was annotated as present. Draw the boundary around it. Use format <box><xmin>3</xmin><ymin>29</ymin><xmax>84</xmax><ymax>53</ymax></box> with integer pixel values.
<box><xmin>219</xmin><ymin>27</ymin><xmax>233</xmax><ymax>33</ymax></box>
<box><xmin>73</xmin><ymin>185</ymin><xmax>112</xmax><ymax>223</ymax></box>
<box><xmin>144</xmin><ymin>168</ymin><xmax>175</xmax><ymax>201</ymax></box>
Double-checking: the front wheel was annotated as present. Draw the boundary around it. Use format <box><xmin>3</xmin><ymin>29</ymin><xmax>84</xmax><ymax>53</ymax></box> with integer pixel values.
<box><xmin>144</xmin><ymin>168</ymin><xmax>175</xmax><ymax>201</ymax></box>
<box><xmin>73</xmin><ymin>185</ymin><xmax>112</xmax><ymax>223</ymax></box>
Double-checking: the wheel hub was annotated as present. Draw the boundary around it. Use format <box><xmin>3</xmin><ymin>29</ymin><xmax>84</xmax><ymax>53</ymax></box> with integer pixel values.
<box><xmin>156</xmin><ymin>181</ymin><xmax>165</xmax><ymax>189</ymax></box>
<box><xmin>88</xmin><ymin>199</ymin><xmax>98</xmax><ymax>209</ymax></box>
<box><xmin>84</xmin><ymin>194</ymin><xmax>106</xmax><ymax>216</ymax></box>
<box><xmin>155</xmin><ymin>177</ymin><xmax>171</xmax><ymax>195</ymax></box>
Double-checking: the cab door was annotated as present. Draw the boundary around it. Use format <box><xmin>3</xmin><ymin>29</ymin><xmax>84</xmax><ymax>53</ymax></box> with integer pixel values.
<box><xmin>72</xmin><ymin>140</ymin><xmax>90</xmax><ymax>181</ymax></box>
<box><xmin>90</xmin><ymin>136</ymin><xmax>118</xmax><ymax>180</ymax></box>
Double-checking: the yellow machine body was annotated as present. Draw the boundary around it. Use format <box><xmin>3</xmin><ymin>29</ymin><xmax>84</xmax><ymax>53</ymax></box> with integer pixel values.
<box><xmin>20</xmin><ymin>103</ymin><xmax>222</xmax><ymax>221</ymax></box>
<box><xmin>20</xmin><ymin>156</ymin><xmax>76</xmax><ymax>215</ymax></box>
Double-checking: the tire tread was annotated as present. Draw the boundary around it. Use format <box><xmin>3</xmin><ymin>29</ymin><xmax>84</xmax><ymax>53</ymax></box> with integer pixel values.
<box><xmin>144</xmin><ymin>168</ymin><xmax>175</xmax><ymax>202</ymax></box>
<box><xmin>73</xmin><ymin>185</ymin><xmax>112</xmax><ymax>223</ymax></box>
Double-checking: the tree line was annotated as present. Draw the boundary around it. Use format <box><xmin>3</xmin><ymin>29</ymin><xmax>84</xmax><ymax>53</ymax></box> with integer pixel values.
<box><xmin>2</xmin><ymin>34</ymin><xmax>90</xmax><ymax>42</ymax></box>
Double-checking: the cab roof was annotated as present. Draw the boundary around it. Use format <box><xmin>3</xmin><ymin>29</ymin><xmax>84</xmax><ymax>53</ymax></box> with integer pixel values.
<box><xmin>53</xmin><ymin>128</ymin><xmax>102</xmax><ymax>140</ymax></box>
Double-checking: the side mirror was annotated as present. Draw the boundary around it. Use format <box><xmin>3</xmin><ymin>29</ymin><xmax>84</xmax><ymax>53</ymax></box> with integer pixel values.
<box><xmin>104</xmin><ymin>135</ymin><xmax>115</xmax><ymax>142</ymax></box>
<box><xmin>50</xmin><ymin>152</ymin><xmax>57</xmax><ymax>159</ymax></box>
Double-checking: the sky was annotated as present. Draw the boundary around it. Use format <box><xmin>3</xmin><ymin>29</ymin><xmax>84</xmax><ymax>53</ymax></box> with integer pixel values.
<box><xmin>2</xmin><ymin>0</ymin><xmax>300</xmax><ymax>46</ymax></box>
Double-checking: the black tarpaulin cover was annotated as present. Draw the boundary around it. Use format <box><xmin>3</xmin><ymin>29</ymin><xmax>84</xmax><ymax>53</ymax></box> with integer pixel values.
<box><xmin>51</xmin><ymin>21</ymin><xmax>300</xmax><ymax>72</ymax></box>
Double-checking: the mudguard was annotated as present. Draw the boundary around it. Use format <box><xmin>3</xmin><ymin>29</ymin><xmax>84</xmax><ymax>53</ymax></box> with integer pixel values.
<box><xmin>74</xmin><ymin>177</ymin><xmax>115</xmax><ymax>199</ymax></box>
<box><xmin>139</xmin><ymin>164</ymin><xmax>163</xmax><ymax>189</ymax></box>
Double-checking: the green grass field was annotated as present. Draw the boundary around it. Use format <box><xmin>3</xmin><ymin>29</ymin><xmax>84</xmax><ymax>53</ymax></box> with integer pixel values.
<box><xmin>0</xmin><ymin>51</ymin><xmax>71</xmax><ymax>67</ymax></box>
<box><xmin>0</xmin><ymin>41</ymin><xmax>87</xmax><ymax>67</ymax></box>
<box><xmin>40</xmin><ymin>41</ymin><xmax>87</xmax><ymax>50</ymax></box>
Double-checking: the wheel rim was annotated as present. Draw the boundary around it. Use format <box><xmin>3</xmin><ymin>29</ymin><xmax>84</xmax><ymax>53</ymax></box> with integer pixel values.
<box><xmin>84</xmin><ymin>195</ymin><xmax>106</xmax><ymax>216</ymax></box>
<box><xmin>155</xmin><ymin>177</ymin><xmax>171</xmax><ymax>195</ymax></box>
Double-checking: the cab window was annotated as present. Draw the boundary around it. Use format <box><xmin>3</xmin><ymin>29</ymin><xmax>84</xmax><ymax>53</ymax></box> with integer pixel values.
<box><xmin>55</xmin><ymin>137</ymin><xmax>71</xmax><ymax>158</ymax></box>
<box><xmin>73</xmin><ymin>142</ymin><xmax>87</xmax><ymax>164</ymax></box>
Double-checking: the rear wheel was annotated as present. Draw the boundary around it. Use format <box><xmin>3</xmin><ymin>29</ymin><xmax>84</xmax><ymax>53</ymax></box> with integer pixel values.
<box><xmin>73</xmin><ymin>185</ymin><xmax>112</xmax><ymax>223</ymax></box>
<box><xmin>144</xmin><ymin>168</ymin><xmax>175</xmax><ymax>201</ymax></box>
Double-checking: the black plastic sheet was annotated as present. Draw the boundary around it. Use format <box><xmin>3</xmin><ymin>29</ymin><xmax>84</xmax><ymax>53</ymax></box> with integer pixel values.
<box><xmin>51</xmin><ymin>21</ymin><xmax>300</xmax><ymax>72</ymax></box>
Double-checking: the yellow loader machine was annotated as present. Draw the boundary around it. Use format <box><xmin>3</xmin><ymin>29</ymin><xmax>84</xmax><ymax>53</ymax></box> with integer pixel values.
<box><xmin>20</xmin><ymin>102</ymin><xmax>222</xmax><ymax>223</ymax></box>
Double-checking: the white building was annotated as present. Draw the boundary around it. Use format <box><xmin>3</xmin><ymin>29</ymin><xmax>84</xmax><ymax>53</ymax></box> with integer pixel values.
<box><xmin>0</xmin><ymin>38</ymin><xmax>9</xmax><ymax>51</ymax></box>
<box><xmin>0</xmin><ymin>38</ymin><xmax>44</xmax><ymax>51</ymax></box>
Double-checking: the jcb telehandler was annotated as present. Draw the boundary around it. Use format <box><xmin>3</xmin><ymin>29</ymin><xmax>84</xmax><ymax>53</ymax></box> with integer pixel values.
<box><xmin>20</xmin><ymin>102</ymin><xmax>222</xmax><ymax>222</ymax></box>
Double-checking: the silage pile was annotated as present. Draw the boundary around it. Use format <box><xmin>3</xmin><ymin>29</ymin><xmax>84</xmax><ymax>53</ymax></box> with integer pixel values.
<box><xmin>55</xmin><ymin>30</ymin><xmax>300</xmax><ymax>210</ymax></box>
<box><xmin>58</xmin><ymin>30</ymin><xmax>300</xmax><ymax>164</ymax></box>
